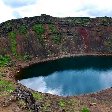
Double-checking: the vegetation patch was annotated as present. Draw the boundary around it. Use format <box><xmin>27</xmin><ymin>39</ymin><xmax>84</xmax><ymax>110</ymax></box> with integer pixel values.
<box><xmin>18</xmin><ymin>25</ymin><xmax>27</xmax><ymax>34</ymax></box>
<box><xmin>32</xmin><ymin>92</ymin><xmax>43</xmax><ymax>100</ymax></box>
<box><xmin>58</xmin><ymin>99</ymin><xmax>66</xmax><ymax>107</ymax></box>
<box><xmin>32</xmin><ymin>24</ymin><xmax>45</xmax><ymax>44</ymax></box>
<box><xmin>33</xmin><ymin>24</ymin><xmax>45</xmax><ymax>35</ymax></box>
<box><xmin>0</xmin><ymin>55</ymin><xmax>11</xmax><ymax>67</ymax></box>
<box><xmin>49</xmin><ymin>24</ymin><xmax>62</xmax><ymax>44</ymax></box>
<box><xmin>8</xmin><ymin>31</ymin><xmax>17</xmax><ymax>55</ymax></box>
<box><xmin>81</xmin><ymin>107</ymin><xmax>90</xmax><ymax>112</ymax></box>
<box><xmin>0</xmin><ymin>79</ymin><xmax>15</xmax><ymax>96</ymax></box>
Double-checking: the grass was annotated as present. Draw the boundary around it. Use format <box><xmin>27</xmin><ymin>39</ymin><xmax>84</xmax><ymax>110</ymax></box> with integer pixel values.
<box><xmin>18</xmin><ymin>25</ymin><xmax>27</xmax><ymax>34</ymax></box>
<box><xmin>32</xmin><ymin>24</ymin><xmax>45</xmax><ymax>44</ymax></box>
<box><xmin>49</xmin><ymin>24</ymin><xmax>61</xmax><ymax>44</ymax></box>
<box><xmin>58</xmin><ymin>99</ymin><xmax>66</xmax><ymax>107</ymax></box>
<box><xmin>0</xmin><ymin>55</ymin><xmax>11</xmax><ymax>67</ymax></box>
<box><xmin>32</xmin><ymin>24</ymin><xmax>45</xmax><ymax>35</ymax></box>
<box><xmin>8</xmin><ymin>31</ymin><xmax>17</xmax><ymax>55</ymax></box>
<box><xmin>81</xmin><ymin>107</ymin><xmax>90</xmax><ymax>112</ymax></box>
<box><xmin>32</xmin><ymin>92</ymin><xmax>43</xmax><ymax>100</ymax></box>
<box><xmin>0</xmin><ymin>79</ymin><xmax>15</xmax><ymax>96</ymax></box>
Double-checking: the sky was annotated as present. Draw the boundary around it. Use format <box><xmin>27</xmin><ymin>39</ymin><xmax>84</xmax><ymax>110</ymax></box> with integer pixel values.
<box><xmin>0</xmin><ymin>0</ymin><xmax>112</xmax><ymax>23</ymax></box>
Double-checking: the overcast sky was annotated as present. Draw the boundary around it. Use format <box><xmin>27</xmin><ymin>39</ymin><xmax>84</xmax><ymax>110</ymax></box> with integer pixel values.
<box><xmin>0</xmin><ymin>0</ymin><xmax>112</xmax><ymax>23</ymax></box>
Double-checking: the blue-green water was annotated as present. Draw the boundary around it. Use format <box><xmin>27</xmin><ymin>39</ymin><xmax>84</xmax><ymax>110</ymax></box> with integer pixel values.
<box><xmin>18</xmin><ymin>56</ymin><xmax>112</xmax><ymax>96</ymax></box>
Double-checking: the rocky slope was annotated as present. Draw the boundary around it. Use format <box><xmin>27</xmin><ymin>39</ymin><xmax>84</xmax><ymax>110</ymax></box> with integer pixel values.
<box><xmin>0</xmin><ymin>14</ymin><xmax>112</xmax><ymax>59</ymax></box>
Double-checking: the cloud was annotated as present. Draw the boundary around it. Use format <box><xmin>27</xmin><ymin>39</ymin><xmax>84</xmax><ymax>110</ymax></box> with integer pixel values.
<box><xmin>78</xmin><ymin>0</ymin><xmax>112</xmax><ymax>17</ymax></box>
<box><xmin>2</xmin><ymin>0</ymin><xmax>36</xmax><ymax>8</ymax></box>
<box><xmin>13</xmin><ymin>0</ymin><xmax>83</xmax><ymax>17</ymax></box>
<box><xmin>0</xmin><ymin>1</ymin><xmax>15</xmax><ymax>23</ymax></box>
<box><xmin>13</xmin><ymin>0</ymin><xmax>112</xmax><ymax>18</ymax></box>
<box><xmin>19</xmin><ymin>77</ymin><xmax>62</xmax><ymax>95</ymax></box>
<box><xmin>19</xmin><ymin>69</ymin><xmax>112</xmax><ymax>96</ymax></box>
<box><xmin>1</xmin><ymin>0</ymin><xmax>112</xmax><ymax>23</ymax></box>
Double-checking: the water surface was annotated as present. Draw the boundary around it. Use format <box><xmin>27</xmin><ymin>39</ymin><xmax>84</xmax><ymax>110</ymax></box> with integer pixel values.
<box><xmin>18</xmin><ymin>56</ymin><xmax>112</xmax><ymax>96</ymax></box>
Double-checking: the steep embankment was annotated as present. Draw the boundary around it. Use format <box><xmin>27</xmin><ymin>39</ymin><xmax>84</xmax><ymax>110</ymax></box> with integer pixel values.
<box><xmin>0</xmin><ymin>15</ymin><xmax>112</xmax><ymax>112</ymax></box>
<box><xmin>0</xmin><ymin>15</ymin><xmax>112</xmax><ymax>59</ymax></box>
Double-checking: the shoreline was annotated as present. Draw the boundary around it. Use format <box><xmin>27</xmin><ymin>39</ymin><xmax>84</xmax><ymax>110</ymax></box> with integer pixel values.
<box><xmin>16</xmin><ymin>53</ymin><xmax>112</xmax><ymax>68</ymax></box>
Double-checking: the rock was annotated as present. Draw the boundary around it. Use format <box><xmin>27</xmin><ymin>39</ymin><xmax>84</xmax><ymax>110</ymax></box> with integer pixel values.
<box><xmin>89</xmin><ymin>103</ymin><xmax>97</xmax><ymax>106</ymax></box>
<box><xmin>12</xmin><ymin>87</ymin><xmax>39</xmax><ymax>112</ymax></box>
<box><xmin>62</xmin><ymin>109</ymin><xmax>66</xmax><ymax>112</ymax></box>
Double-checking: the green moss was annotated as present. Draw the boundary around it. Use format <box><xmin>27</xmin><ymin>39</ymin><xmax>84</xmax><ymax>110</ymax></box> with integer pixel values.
<box><xmin>32</xmin><ymin>24</ymin><xmax>45</xmax><ymax>43</ymax></box>
<box><xmin>58</xmin><ymin>99</ymin><xmax>66</xmax><ymax>107</ymax></box>
<box><xmin>8</xmin><ymin>32</ymin><xmax>17</xmax><ymax>55</ymax></box>
<box><xmin>81</xmin><ymin>107</ymin><xmax>90</xmax><ymax>112</ymax></box>
<box><xmin>0</xmin><ymin>55</ymin><xmax>11</xmax><ymax>67</ymax></box>
<box><xmin>18</xmin><ymin>25</ymin><xmax>27</xmax><ymax>34</ymax></box>
<box><xmin>32</xmin><ymin>92</ymin><xmax>43</xmax><ymax>100</ymax></box>
<box><xmin>33</xmin><ymin>24</ymin><xmax>45</xmax><ymax>35</ymax></box>
<box><xmin>0</xmin><ymin>79</ymin><xmax>15</xmax><ymax>96</ymax></box>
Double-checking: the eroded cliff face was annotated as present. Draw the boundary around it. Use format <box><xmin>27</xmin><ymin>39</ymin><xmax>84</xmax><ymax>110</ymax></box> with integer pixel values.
<box><xmin>0</xmin><ymin>14</ymin><xmax>112</xmax><ymax>60</ymax></box>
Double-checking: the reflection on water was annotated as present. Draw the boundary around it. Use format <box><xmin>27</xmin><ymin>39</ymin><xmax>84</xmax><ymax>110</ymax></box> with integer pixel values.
<box><xmin>19</xmin><ymin>68</ymin><xmax>112</xmax><ymax>96</ymax></box>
